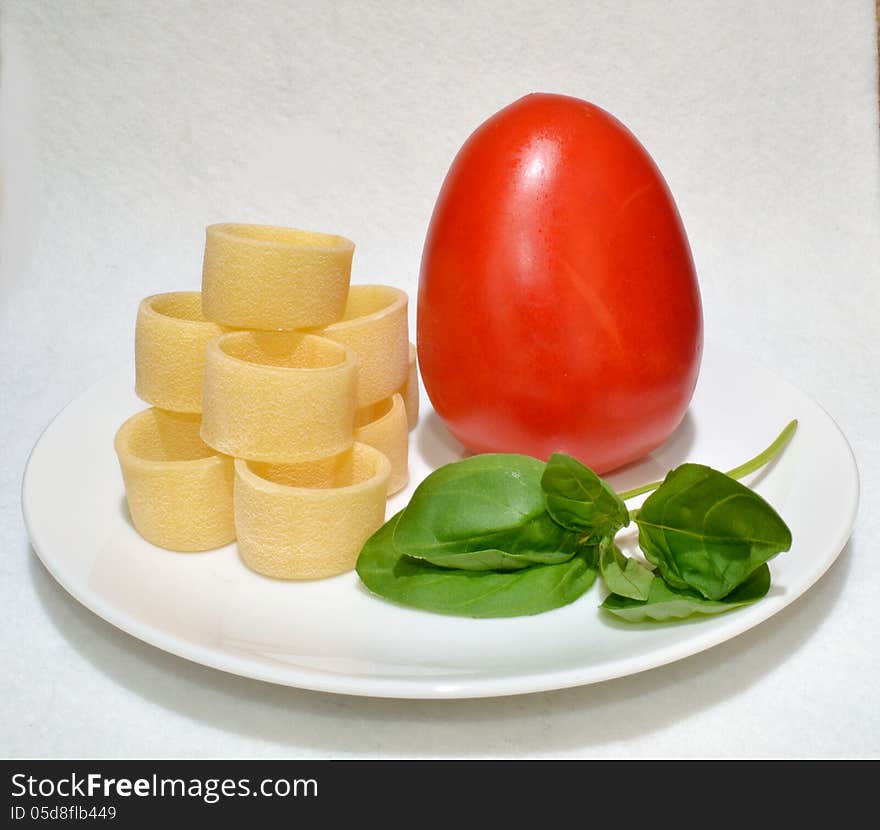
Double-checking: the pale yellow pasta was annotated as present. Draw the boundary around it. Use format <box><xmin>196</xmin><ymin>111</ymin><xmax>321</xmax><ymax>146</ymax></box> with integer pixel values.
<box><xmin>200</xmin><ymin>331</ymin><xmax>356</xmax><ymax>463</ymax></box>
<box><xmin>114</xmin><ymin>408</ymin><xmax>235</xmax><ymax>551</ymax></box>
<box><xmin>134</xmin><ymin>291</ymin><xmax>226</xmax><ymax>413</ymax></box>
<box><xmin>399</xmin><ymin>341</ymin><xmax>419</xmax><ymax>431</ymax></box>
<box><xmin>234</xmin><ymin>444</ymin><xmax>390</xmax><ymax>579</ymax></box>
<box><xmin>310</xmin><ymin>285</ymin><xmax>408</xmax><ymax>408</ymax></box>
<box><xmin>354</xmin><ymin>393</ymin><xmax>409</xmax><ymax>496</ymax></box>
<box><xmin>201</xmin><ymin>223</ymin><xmax>354</xmax><ymax>330</ymax></box>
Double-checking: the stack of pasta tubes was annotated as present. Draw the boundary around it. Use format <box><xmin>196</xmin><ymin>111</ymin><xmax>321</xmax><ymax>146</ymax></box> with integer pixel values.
<box><xmin>114</xmin><ymin>223</ymin><xmax>418</xmax><ymax>579</ymax></box>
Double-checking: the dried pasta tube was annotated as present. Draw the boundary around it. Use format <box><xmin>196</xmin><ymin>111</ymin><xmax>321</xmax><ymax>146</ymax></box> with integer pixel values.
<box><xmin>135</xmin><ymin>291</ymin><xmax>226</xmax><ymax>413</ymax></box>
<box><xmin>399</xmin><ymin>342</ymin><xmax>419</xmax><ymax>431</ymax></box>
<box><xmin>234</xmin><ymin>443</ymin><xmax>390</xmax><ymax>579</ymax></box>
<box><xmin>114</xmin><ymin>408</ymin><xmax>235</xmax><ymax>551</ymax></box>
<box><xmin>311</xmin><ymin>285</ymin><xmax>408</xmax><ymax>408</ymax></box>
<box><xmin>354</xmin><ymin>393</ymin><xmax>409</xmax><ymax>496</ymax></box>
<box><xmin>201</xmin><ymin>331</ymin><xmax>356</xmax><ymax>463</ymax></box>
<box><xmin>201</xmin><ymin>223</ymin><xmax>354</xmax><ymax>330</ymax></box>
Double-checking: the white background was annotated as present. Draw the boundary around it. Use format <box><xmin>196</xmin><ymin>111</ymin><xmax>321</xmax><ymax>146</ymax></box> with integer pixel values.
<box><xmin>2</xmin><ymin>0</ymin><xmax>878</xmax><ymax>758</ymax></box>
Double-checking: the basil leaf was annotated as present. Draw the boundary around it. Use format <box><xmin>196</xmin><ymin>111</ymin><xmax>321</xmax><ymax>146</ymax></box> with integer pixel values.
<box><xmin>357</xmin><ymin>512</ymin><xmax>600</xmax><ymax>618</ymax></box>
<box><xmin>636</xmin><ymin>463</ymin><xmax>792</xmax><ymax>601</ymax></box>
<box><xmin>541</xmin><ymin>452</ymin><xmax>630</xmax><ymax>541</ymax></box>
<box><xmin>406</xmin><ymin>511</ymin><xmax>582</xmax><ymax>570</ymax></box>
<box><xmin>598</xmin><ymin>537</ymin><xmax>654</xmax><ymax>601</ymax></box>
<box><xmin>601</xmin><ymin>563</ymin><xmax>771</xmax><ymax>622</ymax></box>
<box><xmin>393</xmin><ymin>453</ymin><xmax>578</xmax><ymax>570</ymax></box>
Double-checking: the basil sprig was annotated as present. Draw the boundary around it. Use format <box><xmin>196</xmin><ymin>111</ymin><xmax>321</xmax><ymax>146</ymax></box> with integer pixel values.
<box><xmin>356</xmin><ymin>421</ymin><xmax>797</xmax><ymax>622</ymax></box>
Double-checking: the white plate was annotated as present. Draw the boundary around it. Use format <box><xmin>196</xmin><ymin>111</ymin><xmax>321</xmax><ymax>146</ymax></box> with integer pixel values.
<box><xmin>22</xmin><ymin>344</ymin><xmax>859</xmax><ymax>699</ymax></box>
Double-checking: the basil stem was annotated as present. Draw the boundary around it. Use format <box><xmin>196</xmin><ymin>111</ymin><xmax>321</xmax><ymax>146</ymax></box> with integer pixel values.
<box><xmin>618</xmin><ymin>419</ymin><xmax>798</xmax><ymax>507</ymax></box>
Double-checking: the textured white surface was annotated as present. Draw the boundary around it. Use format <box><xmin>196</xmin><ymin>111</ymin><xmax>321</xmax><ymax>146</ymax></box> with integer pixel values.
<box><xmin>2</xmin><ymin>0</ymin><xmax>878</xmax><ymax>758</ymax></box>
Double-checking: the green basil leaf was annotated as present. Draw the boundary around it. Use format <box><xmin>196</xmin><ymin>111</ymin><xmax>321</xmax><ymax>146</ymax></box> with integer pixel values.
<box><xmin>598</xmin><ymin>537</ymin><xmax>655</xmax><ymax>601</ymax></box>
<box><xmin>393</xmin><ymin>453</ymin><xmax>578</xmax><ymax>570</ymax></box>
<box><xmin>541</xmin><ymin>452</ymin><xmax>630</xmax><ymax>541</ymax></box>
<box><xmin>636</xmin><ymin>463</ymin><xmax>792</xmax><ymax>600</ymax></box>
<box><xmin>601</xmin><ymin>563</ymin><xmax>771</xmax><ymax>622</ymax></box>
<box><xmin>405</xmin><ymin>511</ymin><xmax>582</xmax><ymax>570</ymax></box>
<box><xmin>357</xmin><ymin>512</ymin><xmax>600</xmax><ymax>618</ymax></box>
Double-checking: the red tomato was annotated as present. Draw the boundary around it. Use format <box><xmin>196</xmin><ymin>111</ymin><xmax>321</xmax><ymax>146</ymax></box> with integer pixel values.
<box><xmin>417</xmin><ymin>93</ymin><xmax>703</xmax><ymax>474</ymax></box>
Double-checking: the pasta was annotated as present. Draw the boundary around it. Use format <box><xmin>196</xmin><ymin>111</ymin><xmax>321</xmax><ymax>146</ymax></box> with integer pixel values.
<box><xmin>234</xmin><ymin>443</ymin><xmax>390</xmax><ymax>579</ymax></box>
<box><xmin>118</xmin><ymin>221</ymin><xmax>417</xmax><ymax>576</ymax></box>
<box><xmin>400</xmin><ymin>342</ymin><xmax>419</xmax><ymax>430</ymax></box>
<box><xmin>354</xmin><ymin>393</ymin><xmax>409</xmax><ymax>496</ymax></box>
<box><xmin>201</xmin><ymin>224</ymin><xmax>354</xmax><ymax>330</ymax></box>
<box><xmin>310</xmin><ymin>285</ymin><xmax>409</xmax><ymax>408</ymax></box>
<box><xmin>114</xmin><ymin>408</ymin><xmax>235</xmax><ymax>551</ymax></box>
<box><xmin>135</xmin><ymin>291</ymin><xmax>226</xmax><ymax>413</ymax></box>
<box><xmin>200</xmin><ymin>331</ymin><xmax>357</xmax><ymax>463</ymax></box>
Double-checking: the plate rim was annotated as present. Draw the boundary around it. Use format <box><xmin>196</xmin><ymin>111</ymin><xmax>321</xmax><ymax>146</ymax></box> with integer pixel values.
<box><xmin>22</xmin><ymin>347</ymin><xmax>860</xmax><ymax>699</ymax></box>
